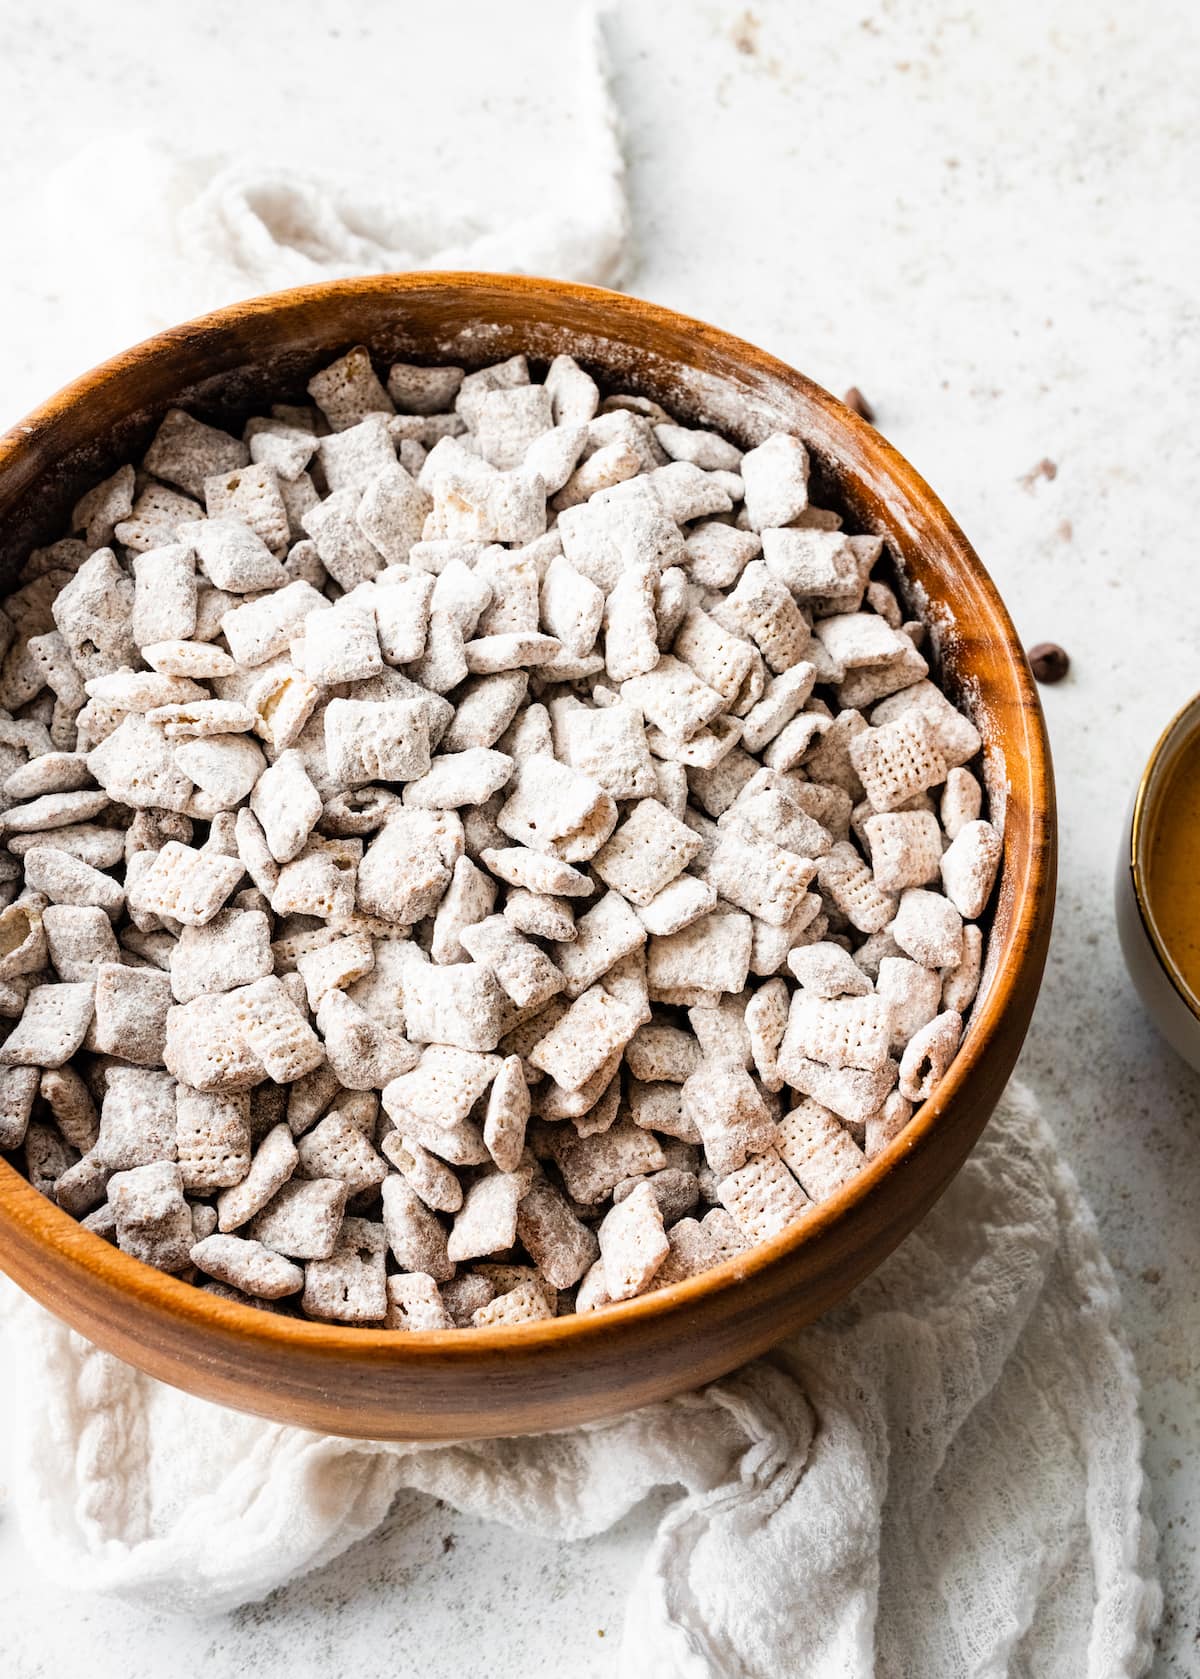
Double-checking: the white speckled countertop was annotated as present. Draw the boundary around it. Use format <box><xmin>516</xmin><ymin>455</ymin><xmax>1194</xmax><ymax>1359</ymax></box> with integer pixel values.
<box><xmin>0</xmin><ymin>2</ymin><xmax>1196</xmax><ymax>1673</ymax></box>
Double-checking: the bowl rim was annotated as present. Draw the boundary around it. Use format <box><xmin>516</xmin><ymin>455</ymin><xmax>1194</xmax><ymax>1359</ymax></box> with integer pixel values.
<box><xmin>0</xmin><ymin>270</ymin><xmax>1055</xmax><ymax>1359</ymax></box>
<box><xmin>1127</xmin><ymin>689</ymin><xmax>1200</xmax><ymax>1023</ymax></box>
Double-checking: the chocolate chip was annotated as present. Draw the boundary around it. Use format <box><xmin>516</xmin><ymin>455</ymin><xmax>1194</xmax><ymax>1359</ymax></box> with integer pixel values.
<box><xmin>842</xmin><ymin>386</ymin><xmax>876</xmax><ymax>424</ymax></box>
<box><xmin>1027</xmin><ymin>642</ymin><xmax>1070</xmax><ymax>684</ymax></box>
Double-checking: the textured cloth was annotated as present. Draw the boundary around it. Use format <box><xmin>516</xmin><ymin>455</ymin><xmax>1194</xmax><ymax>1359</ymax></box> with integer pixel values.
<box><xmin>0</xmin><ymin>18</ymin><xmax>1160</xmax><ymax>1672</ymax></box>
<box><xmin>0</xmin><ymin>1087</ymin><xmax>1159</xmax><ymax>1675</ymax></box>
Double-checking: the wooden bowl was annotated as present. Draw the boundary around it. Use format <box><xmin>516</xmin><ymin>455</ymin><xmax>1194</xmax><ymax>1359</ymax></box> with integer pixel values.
<box><xmin>0</xmin><ymin>274</ymin><xmax>1056</xmax><ymax>1440</ymax></box>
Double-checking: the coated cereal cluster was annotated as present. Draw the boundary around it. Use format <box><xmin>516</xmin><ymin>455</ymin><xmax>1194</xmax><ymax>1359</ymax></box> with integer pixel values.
<box><xmin>0</xmin><ymin>345</ymin><xmax>1001</xmax><ymax>1326</ymax></box>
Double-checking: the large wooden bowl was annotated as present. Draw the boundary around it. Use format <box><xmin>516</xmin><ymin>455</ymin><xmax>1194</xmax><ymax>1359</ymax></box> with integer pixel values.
<box><xmin>0</xmin><ymin>275</ymin><xmax>1055</xmax><ymax>1439</ymax></box>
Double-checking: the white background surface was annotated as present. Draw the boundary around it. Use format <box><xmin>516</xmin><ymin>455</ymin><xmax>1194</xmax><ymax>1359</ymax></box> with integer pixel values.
<box><xmin>0</xmin><ymin>0</ymin><xmax>1197</xmax><ymax>1673</ymax></box>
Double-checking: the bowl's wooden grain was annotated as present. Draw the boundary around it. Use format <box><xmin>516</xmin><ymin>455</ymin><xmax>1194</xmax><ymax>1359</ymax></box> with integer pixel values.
<box><xmin>0</xmin><ymin>274</ymin><xmax>1056</xmax><ymax>1440</ymax></box>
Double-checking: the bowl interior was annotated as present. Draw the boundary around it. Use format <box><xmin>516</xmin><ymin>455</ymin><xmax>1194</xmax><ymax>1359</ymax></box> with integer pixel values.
<box><xmin>0</xmin><ymin>274</ymin><xmax>1055</xmax><ymax>1386</ymax></box>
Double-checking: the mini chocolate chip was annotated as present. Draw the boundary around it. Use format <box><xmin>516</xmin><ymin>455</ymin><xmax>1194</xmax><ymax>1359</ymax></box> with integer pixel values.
<box><xmin>843</xmin><ymin>386</ymin><xmax>876</xmax><ymax>424</ymax></box>
<box><xmin>1027</xmin><ymin>642</ymin><xmax>1070</xmax><ymax>684</ymax></box>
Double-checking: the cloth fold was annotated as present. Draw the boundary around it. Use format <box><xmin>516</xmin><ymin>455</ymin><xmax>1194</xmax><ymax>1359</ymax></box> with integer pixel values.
<box><xmin>0</xmin><ymin>20</ymin><xmax>1161</xmax><ymax>1671</ymax></box>
<box><xmin>0</xmin><ymin>1086</ymin><xmax>1161</xmax><ymax>1676</ymax></box>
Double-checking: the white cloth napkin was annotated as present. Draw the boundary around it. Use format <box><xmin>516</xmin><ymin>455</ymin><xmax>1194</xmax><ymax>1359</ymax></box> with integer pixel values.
<box><xmin>0</xmin><ymin>1086</ymin><xmax>1159</xmax><ymax>1675</ymax></box>
<box><xmin>0</xmin><ymin>18</ymin><xmax>1161</xmax><ymax>1672</ymax></box>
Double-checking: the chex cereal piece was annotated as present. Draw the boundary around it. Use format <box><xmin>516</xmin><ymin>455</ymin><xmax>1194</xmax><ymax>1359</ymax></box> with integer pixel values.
<box><xmin>503</xmin><ymin>888</ymin><xmax>573</xmax><ymax>941</ymax></box>
<box><xmin>296</xmin><ymin>1110</ymin><xmax>387</xmax><ymax>1197</ymax></box>
<box><xmin>739</xmin><ymin>434</ymin><xmax>810</xmax><ymax>530</ymax></box>
<box><xmin>379</xmin><ymin>1173</ymin><xmax>455</xmax><ymax>1281</ymax></box>
<box><xmin>540</xmin><ymin>554</ymin><xmax>604</xmax><ymax>657</ymax></box>
<box><xmin>357</xmin><ymin>807</ymin><xmax>462</xmax><ymax>923</ymax></box>
<box><xmin>130</xmin><ymin>543</ymin><xmax>197</xmax><ymax>648</ymax></box>
<box><xmin>647</xmin><ymin>909</ymin><xmax>753</xmax><ymax>1004</ymax></box>
<box><xmin>745</xmin><ymin>978</ymin><xmax>789</xmax><ymax>1091</ymax></box>
<box><xmin>143</xmin><ymin>409</ymin><xmax>248</xmax><ymax>498</ymax></box>
<box><xmin>681</xmin><ymin>1056</ymin><xmax>777</xmax><ymax>1177</ymax></box>
<box><xmin>316</xmin><ymin>988</ymin><xmax>417</xmax><ymax>1088</ymax></box>
<box><xmin>875</xmin><ymin>956</ymin><xmax>943</xmax><ymax>1053</ymax></box>
<box><xmin>179</xmin><ymin>516</ymin><xmax>288</xmax><ymax>594</ymax></box>
<box><xmin>636</xmin><ymin>874</ymin><xmax>718</xmax><ymax>938</ymax></box>
<box><xmin>723</xmin><ymin>562</ymin><xmax>810</xmax><ymax>673</ymax></box>
<box><xmin>871</xmin><ymin>679</ymin><xmax>982</xmax><ymax>769</ymax></box>
<box><xmin>381</xmin><ymin>1132</ymin><xmax>462</xmax><ymax>1213</ymax></box>
<box><xmin>39</xmin><ymin>1064</ymin><xmax>98</xmax><ymax>1152</ymax></box>
<box><xmin>23</xmin><ymin>843</ymin><xmax>125</xmax><ymax>916</ymax></box>
<box><xmin>228</xmin><ymin>976</ymin><xmax>324</xmax><ymax>1084</ymax></box>
<box><xmin>817</xmin><ymin>841</ymin><xmax>897</xmax><ymax>935</ymax></box>
<box><xmin>554</xmin><ymin>700</ymin><xmax>659</xmax><ymax>801</ymax></box>
<box><xmin>246</xmin><ymin>665</ymin><xmax>320</xmax><ymax>754</ymax></box>
<box><xmin>294</xmin><ymin>600</ymin><xmax>382</xmax><ymax>686</ymax></box>
<box><xmin>628</xmin><ymin>1079</ymin><xmax>701</xmax><ymax>1144</ymax></box>
<box><xmin>388</xmin><ymin>361</ymin><xmax>464</xmax><ymax>414</ymax></box>
<box><xmin>782</xmin><ymin>990</ymin><xmax>893</xmax><ymax>1073</ymax></box>
<box><xmin>514</xmin><ymin>1178</ymin><xmax>599</xmax><ymax>1290</ymax></box>
<box><xmin>620</xmin><ymin>656</ymin><xmax>724</xmax><ymax>745</ymax></box>
<box><xmin>296</xmin><ymin>931</ymin><xmax>374</xmax><ymax>1008</ymax></box>
<box><xmin>72</xmin><ymin>463</ymin><xmax>135</xmax><ymax>549</ymax></box>
<box><xmin>302</xmin><ymin>1215</ymin><xmax>388</xmax><ymax>1323</ymax></box>
<box><xmin>779</xmin><ymin>1046</ymin><xmax>898</xmax><ymax>1125</ymax></box>
<box><xmin>688</xmin><ymin>993</ymin><xmax>753</xmax><ymax>1068</ymax></box>
<box><xmin>591</xmin><ymin>798</ymin><xmax>701</xmax><ymax>907</ymax></box>
<box><xmin>91</xmin><ymin>962</ymin><xmax>172</xmax><ymax>1064</ymax></box>
<box><xmin>850</xmin><ymin>711</ymin><xmax>948</xmax><ymax>814</ymax></box>
<box><xmin>702</xmin><ymin>829</ymin><xmax>815</xmax><ymax>927</ymax></box>
<box><xmin>175</xmin><ymin>1088</ymin><xmax>251</xmax><ymax>1191</ymax></box>
<box><xmin>459</xmin><ymin>914</ymin><xmax>563</xmax><ymax>1010</ymax></box>
<box><xmin>95</xmin><ymin>1068</ymin><xmax>177</xmax><ymax>1170</ymax></box>
<box><xmin>546</xmin><ymin>1121</ymin><xmax>667</xmax><ymax>1205</ymax></box>
<box><xmin>403</xmin><ymin>747</ymin><xmax>514</xmax><ymax>810</ymax></box>
<box><xmin>249</xmin><ymin>750</ymin><xmax>322</xmax><ymax>864</ymax></box>
<box><xmin>126</xmin><ymin>841</ymin><xmax>242</xmax><ymax>926</ymax></box>
<box><xmin>0</xmin><ymin>897</ymin><xmax>46</xmax><ymax>981</ymax></box>
<box><xmin>220</xmin><ymin>579</ymin><xmax>329</xmax><ymax>667</ymax></box>
<box><xmin>430</xmin><ymin>854</ymin><xmax>497</xmax><ymax>964</ymax></box>
<box><xmin>863</xmin><ymin>1089</ymin><xmax>915</xmax><ymax>1160</ymax></box>
<box><xmin>528</xmin><ymin>985</ymin><xmax>646</xmax><ymax>1093</ymax></box>
<box><xmin>41</xmin><ymin>906</ymin><xmax>118</xmax><ymax>980</ymax></box>
<box><xmin>241</xmin><ymin>1171</ymin><xmax>345</xmax><ymax>1258</ymax></box>
<box><xmin>49</xmin><ymin>549</ymin><xmax>137</xmax><ymax>677</ymax></box>
<box><xmin>0</xmin><ymin>1065</ymin><xmax>39</xmax><ymax>1149</ymax></box>
<box><xmin>717</xmin><ymin>1148</ymin><xmax>809</xmax><ymax>1244</ymax></box>
<box><xmin>323</xmin><ymin>696</ymin><xmax>430</xmax><ymax>787</ymax></box>
<box><xmin>480</xmin><ymin>846</ymin><xmax>592</xmax><ymax>897</ymax></box>
<box><xmin>776</xmin><ymin>1099</ymin><xmax>866</xmax><ymax>1201</ymax></box>
<box><xmin>204</xmin><ymin>461</ymin><xmax>290</xmax><ymax>555</ymax></box>
<box><xmin>212</xmin><ymin>1121</ymin><xmax>297</xmax><ymax>1229</ymax></box>
<box><xmin>597</xmin><ymin>1181</ymin><xmax>668</xmax><ymax>1300</ymax></box>
<box><xmin>175</xmin><ymin>732</ymin><xmax>265</xmax><ymax>810</ymax></box>
<box><xmin>863</xmin><ymin>809</ymin><xmax>943</xmax><ymax>893</ymax></box>
<box><xmin>481</xmin><ymin>1054</ymin><xmax>530</xmax><ymax>1173</ymax></box>
<box><xmin>496</xmin><ymin>753</ymin><xmax>617</xmax><ymax>863</ymax></box>
<box><xmin>625</xmin><ymin>1021</ymin><xmax>703</xmax><ymax>1084</ymax></box>
<box><xmin>440</xmin><ymin>1271</ymin><xmax>495</xmax><ymax>1325</ymax></box>
<box><xmin>108</xmin><ymin>1159</ymin><xmax>194</xmax><ymax>1272</ymax></box>
<box><xmin>893</xmin><ymin>887</ymin><xmax>964</xmax><ymax>970</ymax></box>
<box><xmin>549</xmin><ymin>891</ymin><xmax>646</xmax><ymax>999</ymax></box>
<box><xmin>939</xmin><ymin>819</ymin><xmax>1001</xmax><ymax>919</ymax></box>
<box><xmin>444</xmin><ymin>1169</ymin><xmax>525</xmax><ymax>1264</ymax></box>
<box><xmin>0</xmin><ymin>980</ymin><xmax>94</xmax><ymax>1066</ymax></box>
<box><xmin>191</xmin><ymin>1233</ymin><xmax>303</xmax><ymax>1299</ymax></box>
<box><xmin>385</xmin><ymin>1272</ymin><xmax>454</xmax><ymax>1331</ymax></box>
<box><xmin>898</xmin><ymin>1009</ymin><xmax>963</xmax><ymax>1103</ymax></box>
<box><xmin>940</xmin><ymin>766</ymin><xmax>983</xmax><ymax>839</ymax></box>
<box><xmin>470</xmin><ymin>1277</ymin><xmax>554</xmax><ymax>1327</ymax></box>
<box><xmin>151</xmin><ymin>699</ymin><xmax>256</xmax><ymax>738</ymax></box>
<box><xmin>164</xmin><ymin>991</ymin><xmax>264</xmax><ymax>1092</ymax></box>
<box><xmin>942</xmin><ymin>923</ymin><xmax>984</xmax><ymax>1014</ymax></box>
<box><xmin>444</xmin><ymin>672</ymin><xmax>527</xmax><ymax>752</ymax></box>
<box><xmin>787</xmin><ymin>941</ymin><xmax>873</xmax><ymax>999</ymax></box>
<box><xmin>383</xmin><ymin>1043</ymin><xmax>500</xmax><ymax>1127</ymax></box>
<box><xmin>307</xmin><ymin>347</ymin><xmax>393</xmax><ymax>431</ymax></box>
